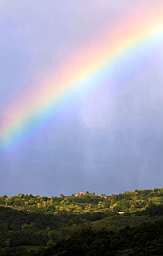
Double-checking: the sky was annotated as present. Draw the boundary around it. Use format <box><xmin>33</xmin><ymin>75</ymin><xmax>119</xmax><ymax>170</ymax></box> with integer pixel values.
<box><xmin>0</xmin><ymin>1</ymin><xmax>163</xmax><ymax>195</ymax></box>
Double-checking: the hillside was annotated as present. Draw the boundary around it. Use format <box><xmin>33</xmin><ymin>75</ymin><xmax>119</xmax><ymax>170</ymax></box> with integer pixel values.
<box><xmin>0</xmin><ymin>188</ymin><xmax>163</xmax><ymax>255</ymax></box>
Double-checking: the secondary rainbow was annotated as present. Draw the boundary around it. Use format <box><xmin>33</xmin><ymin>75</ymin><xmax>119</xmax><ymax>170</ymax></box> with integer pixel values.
<box><xmin>0</xmin><ymin>5</ymin><xmax>163</xmax><ymax>146</ymax></box>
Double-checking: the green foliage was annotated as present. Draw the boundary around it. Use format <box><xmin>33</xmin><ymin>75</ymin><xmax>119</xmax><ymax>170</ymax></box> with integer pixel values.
<box><xmin>1</xmin><ymin>188</ymin><xmax>163</xmax><ymax>255</ymax></box>
<box><xmin>1</xmin><ymin>188</ymin><xmax>163</xmax><ymax>214</ymax></box>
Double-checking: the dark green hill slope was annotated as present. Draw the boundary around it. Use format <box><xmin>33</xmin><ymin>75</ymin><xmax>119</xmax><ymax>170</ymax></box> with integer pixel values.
<box><xmin>0</xmin><ymin>188</ymin><xmax>163</xmax><ymax>255</ymax></box>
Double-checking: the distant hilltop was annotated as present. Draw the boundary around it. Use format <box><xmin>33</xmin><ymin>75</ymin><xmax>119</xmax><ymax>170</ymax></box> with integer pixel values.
<box><xmin>1</xmin><ymin>187</ymin><xmax>163</xmax><ymax>215</ymax></box>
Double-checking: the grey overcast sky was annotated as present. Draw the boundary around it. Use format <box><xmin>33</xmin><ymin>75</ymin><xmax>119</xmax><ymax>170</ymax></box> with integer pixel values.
<box><xmin>0</xmin><ymin>1</ymin><xmax>163</xmax><ymax>195</ymax></box>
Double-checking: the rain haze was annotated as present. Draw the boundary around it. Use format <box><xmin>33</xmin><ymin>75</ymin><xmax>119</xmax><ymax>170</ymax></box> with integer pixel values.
<box><xmin>0</xmin><ymin>0</ymin><xmax>163</xmax><ymax>195</ymax></box>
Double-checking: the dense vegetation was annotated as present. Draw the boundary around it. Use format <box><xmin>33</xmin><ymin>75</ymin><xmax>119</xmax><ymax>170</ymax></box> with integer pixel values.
<box><xmin>0</xmin><ymin>188</ymin><xmax>163</xmax><ymax>255</ymax></box>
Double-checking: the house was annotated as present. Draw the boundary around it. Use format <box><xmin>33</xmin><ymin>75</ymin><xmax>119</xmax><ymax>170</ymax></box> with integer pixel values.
<box><xmin>118</xmin><ymin>211</ymin><xmax>125</xmax><ymax>215</ymax></box>
<box><xmin>74</xmin><ymin>192</ymin><xmax>87</xmax><ymax>197</ymax></box>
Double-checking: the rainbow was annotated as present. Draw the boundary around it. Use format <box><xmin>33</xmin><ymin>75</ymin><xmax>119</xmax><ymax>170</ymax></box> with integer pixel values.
<box><xmin>0</xmin><ymin>5</ymin><xmax>163</xmax><ymax>147</ymax></box>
